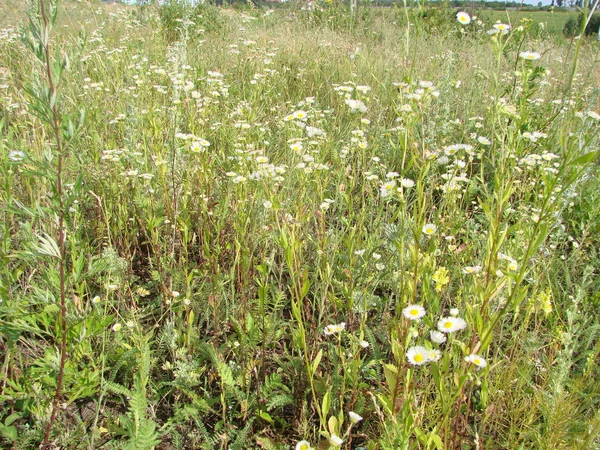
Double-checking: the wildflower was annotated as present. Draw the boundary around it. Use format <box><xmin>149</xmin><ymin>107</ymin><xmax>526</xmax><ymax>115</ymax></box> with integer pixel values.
<box><xmin>403</xmin><ymin>304</ymin><xmax>426</xmax><ymax>321</ymax></box>
<box><xmin>290</xmin><ymin>141</ymin><xmax>303</xmax><ymax>152</ymax></box>
<box><xmin>380</xmin><ymin>180</ymin><xmax>396</xmax><ymax>198</ymax></box>
<box><xmin>519</xmin><ymin>51</ymin><xmax>541</xmax><ymax>61</ymax></box>
<box><xmin>372</xmin><ymin>252</ymin><xmax>381</xmax><ymax>260</ymax></box>
<box><xmin>430</xmin><ymin>330</ymin><xmax>447</xmax><ymax>344</ymax></box>
<box><xmin>349</xmin><ymin>411</ymin><xmax>363</xmax><ymax>423</ymax></box>
<box><xmin>437</xmin><ymin>316</ymin><xmax>467</xmax><ymax>333</ymax></box>
<box><xmin>136</xmin><ymin>287</ymin><xmax>150</xmax><ymax>297</ymax></box>
<box><xmin>538</xmin><ymin>291</ymin><xmax>553</xmax><ymax>315</ymax></box>
<box><xmin>456</xmin><ymin>11</ymin><xmax>471</xmax><ymax>25</ymax></box>
<box><xmin>306</xmin><ymin>126</ymin><xmax>324</xmax><ymax>137</ymax></box>
<box><xmin>354</xmin><ymin>249</ymin><xmax>365</xmax><ymax>256</ymax></box>
<box><xmin>293</xmin><ymin>110</ymin><xmax>308</xmax><ymax>120</ymax></box>
<box><xmin>400</xmin><ymin>178</ymin><xmax>415</xmax><ymax>188</ymax></box>
<box><xmin>432</xmin><ymin>267</ymin><xmax>450</xmax><ymax>292</ymax></box>
<box><xmin>8</xmin><ymin>150</ymin><xmax>25</xmax><ymax>161</ymax></box>
<box><xmin>477</xmin><ymin>136</ymin><xmax>491</xmax><ymax>145</ymax></box>
<box><xmin>427</xmin><ymin>349</ymin><xmax>442</xmax><ymax>362</ymax></box>
<box><xmin>463</xmin><ymin>265</ymin><xmax>482</xmax><ymax>274</ymax></box>
<box><xmin>406</xmin><ymin>346</ymin><xmax>430</xmax><ymax>365</ymax></box>
<box><xmin>324</xmin><ymin>322</ymin><xmax>346</xmax><ymax>336</ymax></box>
<box><xmin>345</xmin><ymin>99</ymin><xmax>368</xmax><ymax>113</ymax></box>
<box><xmin>449</xmin><ymin>308</ymin><xmax>459</xmax><ymax>317</ymax></box>
<box><xmin>493</xmin><ymin>23</ymin><xmax>511</xmax><ymax>34</ymax></box>
<box><xmin>508</xmin><ymin>261</ymin><xmax>518</xmax><ymax>271</ymax></box>
<box><xmin>422</xmin><ymin>223</ymin><xmax>437</xmax><ymax>236</ymax></box>
<box><xmin>329</xmin><ymin>434</ymin><xmax>344</xmax><ymax>447</ymax></box>
<box><xmin>263</xmin><ymin>200</ymin><xmax>273</xmax><ymax>209</ymax></box>
<box><xmin>112</xmin><ymin>323</ymin><xmax>122</xmax><ymax>332</ymax></box>
<box><xmin>359</xmin><ymin>340</ymin><xmax>370</xmax><ymax>348</ymax></box>
<box><xmin>375</xmin><ymin>263</ymin><xmax>385</xmax><ymax>271</ymax></box>
<box><xmin>190</xmin><ymin>141</ymin><xmax>204</xmax><ymax>153</ymax></box>
<box><xmin>465</xmin><ymin>353</ymin><xmax>487</xmax><ymax>368</ymax></box>
<box><xmin>92</xmin><ymin>296</ymin><xmax>101</xmax><ymax>304</ymax></box>
<box><xmin>295</xmin><ymin>441</ymin><xmax>312</xmax><ymax>450</ymax></box>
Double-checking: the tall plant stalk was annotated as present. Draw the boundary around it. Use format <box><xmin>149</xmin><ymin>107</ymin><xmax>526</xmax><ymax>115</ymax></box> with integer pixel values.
<box><xmin>23</xmin><ymin>0</ymin><xmax>69</xmax><ymax>446</ymax></box>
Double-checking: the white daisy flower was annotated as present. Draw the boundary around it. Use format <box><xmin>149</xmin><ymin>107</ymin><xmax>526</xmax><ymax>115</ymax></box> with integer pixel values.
<box><xmin>406</xmin><ymin>346</ymin><xmax>430</xmax><ymax>366</ymax></box>
<box><xmin>9</xmin><ymin>150</ymin><xmax>25</xmax><ymax>161</ymax></box>
<box><xmin>437</xmin><ymin>316</ymin><xmax>467</xmax><ymax>333</ymax></box>
<box><xmin>295</xmin><ymin>441</ymin><xmax>312</xmax><ymax>450</ymax></box>
<box><xmin>293</xmin><ymin>110</ymin><xmax>308</xmax><ymax>120</ymax></box>
<box><xmin>456</xmin><ymin>11</ymin><xmax>471</xmax><ymax>25</ymax></box>
<box><xmin>519</xmin><ymin>51</ymin><xmax>541</xmax><ymax>61</ymax></box>
<box><xmin>465</xmin><ymin>353</ymin><xmax>487</xmax><ymax>368</ymax></box>
<box><xmin>427</xmin><ymin>349</ymin><xmax>442</xmax><ymax>362</ymax></box>
<box><xmin>422</xmin><ymin>223</ymin><xmax>437</xmax><ymax>236</ymax></box>
<box><xmin>324</xmin><ymin>322</ymin><xmax>346</xmax><ymax>336</ymax></box>
<box><xmin>345</xmin><ymin>99</ymin><xmax>368</xmax><ymax>113</ymax></box>
<box><xmin>402</xmin><ymin>304</ymin><xmax>426</xmax><ymax>321</ymax></box>
<box><xmin>463</xmin><ymin>265</ymin><xmax>482</xmax><ymax>274</ymax></box>
<box><xmin>400</xmin><ymin>178</ymin><xmax>415</xmax><ymax>188</ymax></box>
<box><xmin>380</xmin><ymin>180</ymin><xmax>396</xmax><ymax>198</ymax></box>
<box><xmin>430</xmin><ymin>330</ymin><xmax>447</xmax><ymax>344</ymax></box>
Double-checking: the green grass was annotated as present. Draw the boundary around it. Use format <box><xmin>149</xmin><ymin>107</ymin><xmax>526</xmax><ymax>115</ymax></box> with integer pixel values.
<box><xmin>0</xmin><ymin>1</ymin><xmax>599</xmax><ymax>449</ymax></box>
<box><xmin>476</xmin><ymin>9</ymin><xmax>579</xmax><ymax>34</ymax></box>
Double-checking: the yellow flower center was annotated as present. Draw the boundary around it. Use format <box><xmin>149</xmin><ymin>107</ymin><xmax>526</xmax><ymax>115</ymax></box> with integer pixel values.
<box><xmin>414</xmin><ymin>354</ymin><xmax>424</xmax><ymax>363</ymax></box>
<box><xmin>444</xmin><ymin>321</ymin><xmax>453</xmax><ymax>329</ymax></box>
<box><xmin>474</xmin><ymin>359</ymin><xmax>481</xmax><ymax>365</ymax></box>
<box><xmin>410</xmin><ymin>309</ymin><xmax>419</xmax><ymax>316</ymax></box>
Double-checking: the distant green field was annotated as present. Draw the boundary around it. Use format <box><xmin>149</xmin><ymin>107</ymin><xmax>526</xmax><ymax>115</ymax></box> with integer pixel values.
<box><xmin>475</xmin><ymin>10</ymin><xmax>578</xmax><ymax>33</ymax></box>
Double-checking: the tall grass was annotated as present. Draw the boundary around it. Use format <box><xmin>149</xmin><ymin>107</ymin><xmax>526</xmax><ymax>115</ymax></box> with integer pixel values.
<box><xmin>0</xmin><ymin>1</ymin><xmax>599</xmax><ymax>449</ymax></box>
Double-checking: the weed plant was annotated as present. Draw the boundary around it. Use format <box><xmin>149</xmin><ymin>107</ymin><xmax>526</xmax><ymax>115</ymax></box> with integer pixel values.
<box><xmin>0</xmin><ymin>0</ymin><xmax>599</xmax><ymax>449</ymax></box>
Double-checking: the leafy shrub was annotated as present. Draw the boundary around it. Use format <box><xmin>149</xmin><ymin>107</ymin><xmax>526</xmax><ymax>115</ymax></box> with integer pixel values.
<box><xmin>563</xmin><ymin>16</ymin><xmax>578</xmax><ymax>37</ymax></box>
<box><xmin>564</xmin><ymin>12</ymin><xmax>600</xmax><ymax>37</ymax></box>
<box><xmin>584</xmin><ymin>12</ymin><xmax>600</xmax><ymax>35</ymax></box>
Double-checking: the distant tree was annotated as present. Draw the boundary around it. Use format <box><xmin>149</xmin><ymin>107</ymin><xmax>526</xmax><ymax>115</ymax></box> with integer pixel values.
<box><xmin>556</xmin><ymin>0</ymin><xmax>563</xmax><ymax>7</ymax></box>
<box><xmin>537</xmin><ymin>1</ymin><xmax>542</xmax><ymax>6</ymax></box>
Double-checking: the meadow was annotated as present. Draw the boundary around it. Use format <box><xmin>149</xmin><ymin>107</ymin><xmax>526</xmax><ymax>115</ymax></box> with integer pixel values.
<box><xmin>476</xmin><ymin>9</ymin><xmax>578</xmax><ymax>34</ymax></box>
<box><xmin>0</xmin><ymin>0</ymin><xmax>599</xmax><ymax>449</ymax></box>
